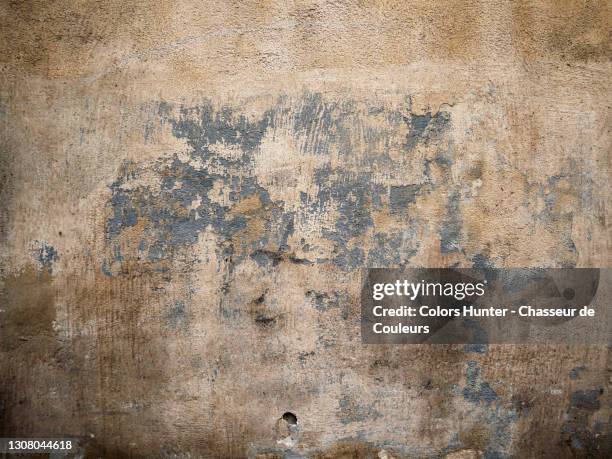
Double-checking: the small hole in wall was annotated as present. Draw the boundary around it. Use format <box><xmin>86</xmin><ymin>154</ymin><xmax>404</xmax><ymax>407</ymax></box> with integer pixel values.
<box><xmin>282</xmin><ymin>412</ymin><xmax>298</xmax><ymax>425</ymax></box>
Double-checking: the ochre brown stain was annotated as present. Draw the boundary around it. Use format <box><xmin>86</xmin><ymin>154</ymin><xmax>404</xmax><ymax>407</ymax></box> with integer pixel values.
<box><xmin>0</xmin><ymin>266</ymin><xmax>57</xmax><ymax>436</ymax></box>
<box><xmin>0</xmin><ymin>266</ymin><xmax>55</xmax><ymax>353</ymax></box>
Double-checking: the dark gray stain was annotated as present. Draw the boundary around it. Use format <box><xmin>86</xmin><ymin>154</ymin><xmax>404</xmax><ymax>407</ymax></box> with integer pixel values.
<box><xmin>569</xmin><ymin>366</ymin><xmax>586</xmax><ymax>380</ymax></box>
<box><xmin>35</xmin><ymin>241</ymin><xmax>58</xmax><ymax>270</ymax></box>
<box><xmin>307</xmin><ymin>290</ymin><xmax>351</xmax><ymax>320</ymax></box>
<box><xmin>570</xmin><ymin>389</ymin><xmax>602</xmax><ymax>411</ymax></box>
<box><xmin>404</xmin><ymin>110</ymin><xmax>451</xmax><ymax>151</ymax></box>
<box><xmin>472</xmin><ymin>253</ymin><xmax>495</xmax><ymax>270</ymax></box>
<box><xmin>440</xmin><ymin>190</ymin><xmax>462</xmax><ymax>253</ymax></box>
<box><xmin>104</xmin><ymin>94</ymin><xmax>453</xmax><ymax>274</ymax></box>
<box><xmin>337</xmin><ymin>394</ymin><xmax>382</xmax><ymax>425</ymax></box>
<box><xmin>100</xmin><ymin>260</ymin><xmax>113</xmax><ymax>277</ymax></box>
<box><xmin>463</xmin><ymin>361</ymin><xmax>498</xmax><ymax>405</ymax></box>
<box><xmin>306</xmin><ymin>290</ymin><xmax>341</xmax><ymax>312</ymax></box>
<box><xmin>367</xmin><ymin>231</ymin><xmax>418</xmax><ymax>267</ymax></box>
<box><xmin>462</xmin><ymin>319</ymin><xmax>488</xmax><ymax>354</ymax></box>
<box><xmin>561</xmin><ymin>388</ymin><xmax>608</xmax><ymax>456</ymax></box>
<box><xmin>456</xmin><ymin>361</ymin><xmax>519</xmax><ymax>458</ymax></box>
<box><xmin>533</xmin><ymin>175</ymin><xmax>578</xmax><ymax>266</ymax></box>
<box><xmin>166</xmin><ymin>300</ymin><xmax>187</xmax><ymax>329</ymax></box>
<box><xmin>297</xmin><ymin>351</ymin><xmax>315</xmax><ymax>366</ymax></box>
<box><xmin>254</xmin><ymin>313</ymin><xmax>277</xmax><ymax>327</ymax></box>
<box><xmin>389</xmin><ymin>184</ymin><xmax>421</xmax><ymax>212</ymax></box>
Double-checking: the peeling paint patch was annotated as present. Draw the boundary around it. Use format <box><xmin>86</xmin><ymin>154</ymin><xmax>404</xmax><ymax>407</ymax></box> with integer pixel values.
<box><xmin>104</xmin><ymin>94</ymin><xmax>450</xmax><ymax>273</ymax></box>
<box><xmin>404</xmin><ymin>109</ymin><xmax>451</xmax><ymax>151</ymax></box>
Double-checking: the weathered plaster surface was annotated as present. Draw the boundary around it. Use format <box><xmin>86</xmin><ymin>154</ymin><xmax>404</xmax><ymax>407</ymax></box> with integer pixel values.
<box><xmin>0</xmin><ymin>1</ymin><xmax>610</xmax><ymax>457</ymax></box>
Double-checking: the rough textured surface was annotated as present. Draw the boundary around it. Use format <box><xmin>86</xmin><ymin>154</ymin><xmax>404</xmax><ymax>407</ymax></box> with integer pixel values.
<box><xmin>0</xmin><ymin>1</ymin><xmax>610</xmax><ymax>458</ymax></box>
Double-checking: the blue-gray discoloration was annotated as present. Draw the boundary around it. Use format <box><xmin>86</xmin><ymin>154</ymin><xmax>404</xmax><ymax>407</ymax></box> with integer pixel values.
<box><xmin>367</xmin><ymin>231</ymin><xmax>418</xmax><ymax>267</ymax></box>
<box><xmin>472</xmin><ymin>253</ymin><xmax>495</xmax><ymax>270</ymax></box>
<box><xmin>404</xmin><ymin>109</ymin><xmax>451</xmax><ymax>151</ymax></box>
<box><xmin>337</xmin><ymin>394</ymin><xmax>383</xmax><ymax>425</ymax></box>
<box><xmin>533</xmin><ymin>175</ymin><xmax>578</xmax><ymax>266</ymax></box>
<box><xmin>569</xmin><ymin>366</ymin><xmax>586</xmax><ymax>380</ymax></box>
<box><xmin>463</xmin><ymin>361</ymin><xmax>498</xmax><ymax>405</ymax></box>
<box><xmin>169</xmin><ymin>103</ymin><xmax>271</xmax><ymax>155</ymax></box>
<box><xmin>441</xmin><ymin>190</ymin><xmax>462</xmax><ymax>253</ymax></box>
<box><xmin>456</xmin><ymin>361</ymin><xmax>519</xmax><ymax>458</ymax></box>
<box><xmin>107</xmin><ymin>182</ymin><xmax>139</xmax><ymax>239</ymax></box>
<box><xmin>483</xmin><ymin>408</ymin><xmax>519</xmax><ymax>458</ymax></box>
<box><xmin>389</xmin><ymin>184</ymin><xmax>421</xmax><ymax>212</ymax></box>
<box><xmin>306</xmin><ymin>290</ymin><xmax>342</xmax><ymax>312</ymax></box>
<box><xmin>463</xmin><ymin>319</ymin><xmax>488</xmax><ymax>354</ymax></box>
<box><xmin>561</xmin><ymin>388</ymin><xmax>607</xmax><ymax>456</ymax></box>
<box><xmin>570</xmin><ymin>389</ymin><xmax>602</xmax><ymax>411</ymax></box>
<box><xmin>100</xmin><ymin>260</ymin><xmax>113</xmax><ymax>277</ymax></box>
<box><xmin>166</xmin><ymin>300</ymin><xmax>187</xmax><ymax>329</ymax></box>
<box><xmin>35</xmin><ymin>241</ymin><xmax>58</xmax><ymax>269</ymax></box>
<box><xmin>113</xmin><ymin>244</ymin><xmax>124</xmax><ymax>262</ymax></box>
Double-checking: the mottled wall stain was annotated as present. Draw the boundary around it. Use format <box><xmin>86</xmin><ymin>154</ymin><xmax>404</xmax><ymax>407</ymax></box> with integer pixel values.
<box><xmin>0</xmin><ymin>1</ymin><xmax>610</xmax><ymax>458</ymax></box>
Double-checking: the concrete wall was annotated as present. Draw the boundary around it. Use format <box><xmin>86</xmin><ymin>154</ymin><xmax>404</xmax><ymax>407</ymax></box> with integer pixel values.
<box><xmin>0</xmin><ymin>1</ymin><xmax>610</xmax><ymax>457</ymax></box>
